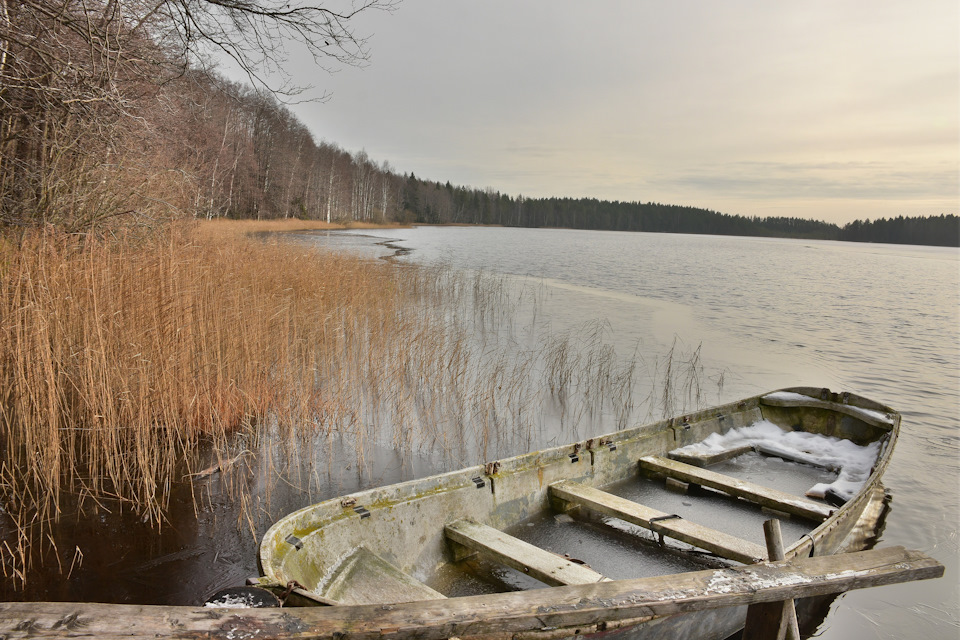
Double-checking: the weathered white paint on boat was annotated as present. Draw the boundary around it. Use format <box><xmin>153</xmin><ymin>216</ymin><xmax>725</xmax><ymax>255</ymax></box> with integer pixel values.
<box><xmin>257</xmin><ymin>387</ymin><xmax>899</xmax><ymax>638</ymax></box>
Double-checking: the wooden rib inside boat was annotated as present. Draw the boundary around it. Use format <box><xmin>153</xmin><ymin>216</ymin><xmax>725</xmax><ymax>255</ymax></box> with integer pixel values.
<box><xmin>254</xmin><ymin>387</ymin><xmax>913</xmax><ymax>638</ymax></box>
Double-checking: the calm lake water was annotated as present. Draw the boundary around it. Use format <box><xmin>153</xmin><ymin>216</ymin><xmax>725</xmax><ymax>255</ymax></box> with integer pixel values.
<box><xmin>318</xmin><ymin>226</ymin><xmax>960</xmax><ymax>640</ymax></box>
<box><xmin>5</xmin><ymin>226</ymin><xmax>956</xmax><ymax>640</ymax></box>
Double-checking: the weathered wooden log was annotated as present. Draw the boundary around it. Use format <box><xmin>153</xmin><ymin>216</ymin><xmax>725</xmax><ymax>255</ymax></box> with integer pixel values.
<box><xmin>0</xmin><ymin>546</ymin><xmax>942</xmax><ymax>640</ymax></box>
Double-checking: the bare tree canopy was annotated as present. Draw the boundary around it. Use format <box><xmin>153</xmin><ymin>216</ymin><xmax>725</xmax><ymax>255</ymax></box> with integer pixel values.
<box><xmin>158</xmin><ymin>0</ymin><xmax>397</xmax><ymax>95</ymax></box>
<box><xmin>0</xmin><ymin>0</ymin><xmax>395</xmax><ymax>228</ymax></box>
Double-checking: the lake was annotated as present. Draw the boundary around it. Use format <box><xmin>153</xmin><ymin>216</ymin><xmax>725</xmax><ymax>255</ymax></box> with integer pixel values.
<box><xmin>312</xmin><ymin>226</ymin><xmax>959</xmax><ymax>640</ymax></box>
<box><xmin>4</xmin><ymin>225</ymin><xmax>955</xmax><ymax>639</ymax></box>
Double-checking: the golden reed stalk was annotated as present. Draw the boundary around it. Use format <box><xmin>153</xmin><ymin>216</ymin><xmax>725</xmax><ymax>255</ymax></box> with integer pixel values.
<box><xmin>0</xmin><ymin>221</ymin><xmax>410</xmax><ymax>582</ymax></box>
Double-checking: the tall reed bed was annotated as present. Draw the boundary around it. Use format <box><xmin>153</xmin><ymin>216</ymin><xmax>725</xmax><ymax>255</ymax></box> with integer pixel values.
<box><xmin>0</xmin><ymin>221</ymin><xmax>710</xmax><ymax>588</ymax></box>
<box><xmin>0</xmin><ymin>222</ymin><xmax>424</xmax><ymax>584</ymax></box>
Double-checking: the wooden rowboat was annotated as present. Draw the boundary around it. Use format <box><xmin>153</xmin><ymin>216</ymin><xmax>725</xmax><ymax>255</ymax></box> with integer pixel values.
<box><xmin>256</xmin><ymin>387</ymin><xmax>904</xmax><ymax>639</ymax></box>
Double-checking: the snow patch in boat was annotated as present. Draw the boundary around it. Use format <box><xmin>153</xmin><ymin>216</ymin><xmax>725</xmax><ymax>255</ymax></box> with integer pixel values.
<box><xmin>762</xmin><ymin>391</ymin><xmax>818</xmax><ymax>402</ymax></box>
<box><xmin>671</xmin><ymin>420</ymin><xmax>880</xmax><ymax>501</ymax></box>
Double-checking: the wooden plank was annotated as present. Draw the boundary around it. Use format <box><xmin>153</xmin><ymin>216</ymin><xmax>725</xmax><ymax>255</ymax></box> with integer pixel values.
<box><xmin>0</xmin><ymin>547</ymin><xmax>942</xmax><ymax>640</ymax></box>
<box><xmin>669</xmin><ymin>443</ymin><xmax>756</xmax><ymax>467</ymax></box>
<box><xmin>445</xmin><ymin>519</ymin><xmax>608</xmax><ymax>586</ymax></box>
<box><xmin>742</xmin><ymin>600</ymin><xmax>790</xmax><ymax>640</ymax></box>
<box><xmin>640</xmin><ymin>455</ymin><xmax>834</xmax><ymax>522</ymax></box>
<box><xmin>550</xmin><ymin>480</ymin><xmax>767</xmax><ymax>564</ymax></box>
<box><xmin>754</xmin><ymin>443</ymin><xmax>841</xmax><ymax>472</ymax></box>
<box><xmin>743</xmin><ymin>520</ymin><xmax>800</xmax><ymax>640</ymax></box>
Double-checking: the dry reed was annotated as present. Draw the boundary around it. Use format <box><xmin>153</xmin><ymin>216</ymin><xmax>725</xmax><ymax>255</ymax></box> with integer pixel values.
<box><xmin>0</xmin><ymin>221</ymin><xmax>711</xmax><ymax>587</ymax></box>
<box><xmin>0</xmin><ymin>222</ymin><xmax>420</xmax><ymax>584</ymax></box>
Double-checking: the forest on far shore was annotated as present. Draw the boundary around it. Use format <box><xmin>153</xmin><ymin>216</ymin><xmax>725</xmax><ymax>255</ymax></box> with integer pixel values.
<box><xmin>396</xmin><ymin>180</ymin><xmax>959</xmax><ymax>247</ymax></box>
<box><xmin>2</xmin><ymin>0</ymin><xmax>956</xmax><ymax>247</ymax></box>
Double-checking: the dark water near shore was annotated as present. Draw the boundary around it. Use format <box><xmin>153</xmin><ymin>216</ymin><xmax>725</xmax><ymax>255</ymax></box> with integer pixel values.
<box><xmin>4</xmin><ymin>227</ymin><xmax>957</xmax><ymax>639</ymax></box>
<box><xmin>321</xmin><ymin>227</ymin><xmax>960</xmax><ymax>640</ymax></box>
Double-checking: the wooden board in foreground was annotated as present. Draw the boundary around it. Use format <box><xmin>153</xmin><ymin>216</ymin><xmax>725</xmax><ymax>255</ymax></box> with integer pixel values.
<box><xmin>0</xmin><ymin>546</ymin><xmax>941</xmax><ymax>640</ymax></box>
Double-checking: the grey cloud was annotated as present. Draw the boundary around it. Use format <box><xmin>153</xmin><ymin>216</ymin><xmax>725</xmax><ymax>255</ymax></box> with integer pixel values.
<box><xmin>662</xmin><ymin>161</ymin><xmax>959</xmax><ymax>201</ymax></box>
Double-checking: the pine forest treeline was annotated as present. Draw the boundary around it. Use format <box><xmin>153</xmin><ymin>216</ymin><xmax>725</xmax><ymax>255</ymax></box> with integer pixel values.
<box><xmin>0</xmin><ymin>0</ymin><xmax>955</xmax><ymax>246</ymax></box>
<box><xmin>400</xmin><ymin>179</ymin><xmax>957</xmax><ymax>247</ymax></box>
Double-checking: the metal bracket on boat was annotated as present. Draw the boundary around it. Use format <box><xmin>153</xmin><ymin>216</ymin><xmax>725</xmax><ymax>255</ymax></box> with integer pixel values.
<box><xmin>353</xmin><ymin>506</ymin><xmax>371</xmax><ymax>519</ymax></box>
<box><xmin>280</xmin><ymin>579</ymin><xmax>305</xmax><ymax>603</ymax></box>
<box><xmin>471</xmin><ymin>476</ymin><xmax>485</xmax><ymax>489</ymax></box>
<box><xmin>590</xmin><ymin>438</ymin><xmax>617</xmax><ymax>452</ymax></box>
<box><xmin>569</xmin><ymin>443</ymin><xmax>582</xmax><ymax>463</ymax></box>
<box><xmin>669</xmin><ymin>417</ymin><xmax>692</xmax><ymax>441</ymax></box>
<box><xmin>284</xmin><ymin>534</ymin><xmax>304</xmax><ymax>550</ymax></box>
<box><xmin>648</xmin><ymin>514</ymin><xmax>682</xmax><ymax>546</ymax></box>
<box><xmin>482</xmin><ymin>461</ymin><xmax>500</xmax><ymax>494</ymax></box>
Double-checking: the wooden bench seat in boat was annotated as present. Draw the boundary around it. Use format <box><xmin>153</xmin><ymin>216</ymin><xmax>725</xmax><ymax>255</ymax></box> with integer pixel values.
<box><xmin>550</xmin><ymin>481</ymin><xmax>767</xmax><ymax>564</ymax></box>
<box><xmin>752</xmin><ymin>443</ymin><xmax>841</xmax><ymax>472</ymax></box>
<box><xmin>669</xmin><ymin>443</ymin><xmax>756</xmax><ymax>467</ymax></box>
<box><xmin>667</xmin><ymin>443</ymin><xmax>841</xmax><ymax>473</ymax></box>
<box><xmin>640</xmin><ymin>455</ymin><xmax>835</xmax><ymax>522</ymax></box>
<box><xmin>445</xmin><ymin>519</ymin><xmax>610</xmax><ymax>586</ymax></box>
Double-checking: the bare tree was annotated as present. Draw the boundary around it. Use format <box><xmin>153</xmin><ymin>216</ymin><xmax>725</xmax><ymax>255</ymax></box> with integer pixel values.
<box><xmin>0</xmin><ymin>0</ymin><xmax>396</xmax><ymax>230</ymax></box>
<box><xmin>159</xmin><ymin>0</ymin><xmax>397</xmax><ymax>98</ymax></box>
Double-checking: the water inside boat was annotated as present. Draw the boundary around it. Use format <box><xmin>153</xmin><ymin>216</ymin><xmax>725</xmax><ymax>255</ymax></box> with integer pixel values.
<box><xmin>428</xmin><ymin>448</ymin><xmax>833</xmax><ymax>596</ymax></box>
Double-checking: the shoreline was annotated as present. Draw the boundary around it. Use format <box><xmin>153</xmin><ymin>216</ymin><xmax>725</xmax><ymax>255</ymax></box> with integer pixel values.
<box><xmin>195</xmin><ymin>219</ymin><xmax>414</xmax><ymax>235</ymax></box>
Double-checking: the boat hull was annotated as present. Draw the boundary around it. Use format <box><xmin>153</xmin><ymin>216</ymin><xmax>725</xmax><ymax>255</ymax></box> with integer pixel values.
<box><xmin>259</xmin><ymin>387</ymin><xmax>899</xmax><ymax>639</ymax></box>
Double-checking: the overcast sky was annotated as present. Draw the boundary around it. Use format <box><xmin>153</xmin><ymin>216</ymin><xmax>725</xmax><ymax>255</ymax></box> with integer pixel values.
<box><xmin>271</xmin><ymin>1</ymin><xmax>957</xmax><ymax>224</ymax></box>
